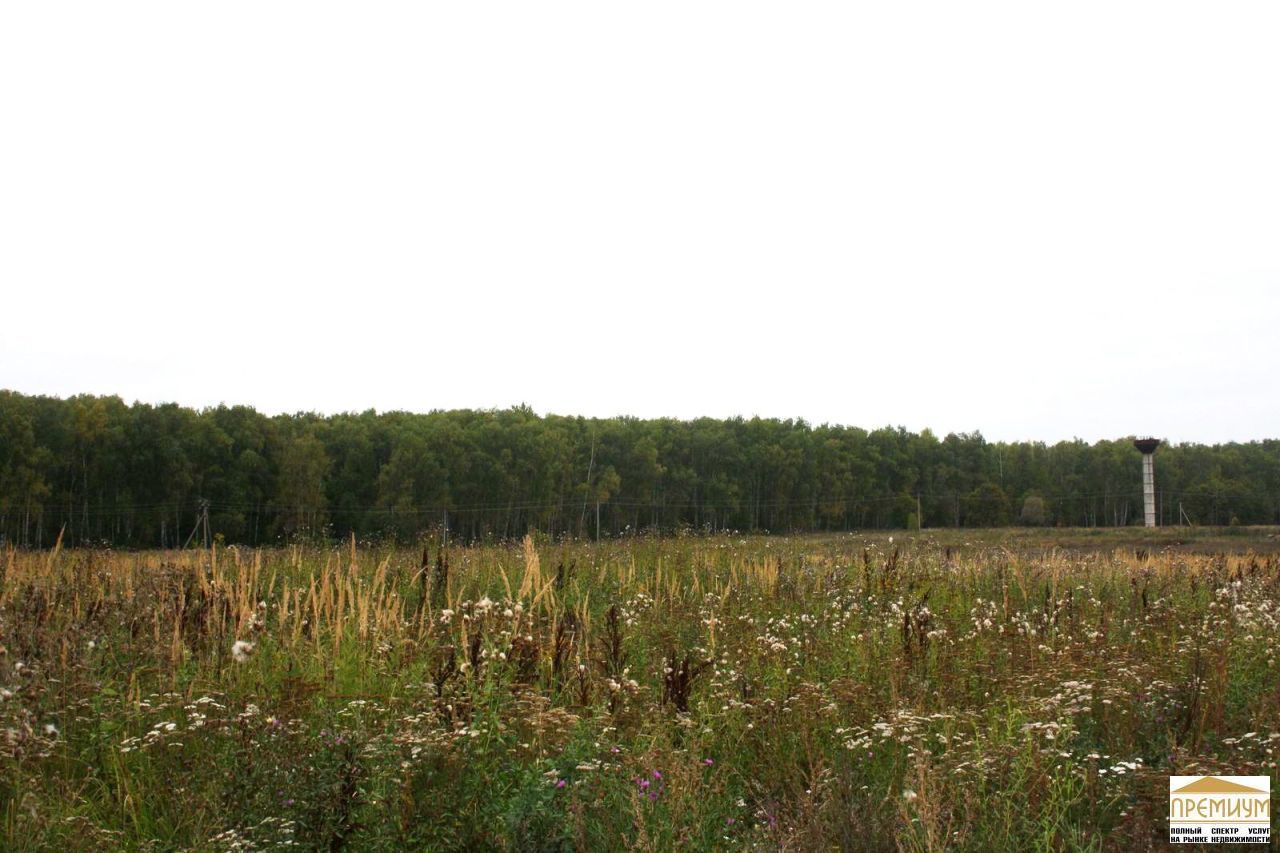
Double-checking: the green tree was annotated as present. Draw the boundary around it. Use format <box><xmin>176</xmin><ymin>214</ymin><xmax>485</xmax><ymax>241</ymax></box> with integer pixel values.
<box><xmin>1019</xmin><ymin>494</ymin><xmax>1048</xmax><ymax>526</ymax></box>
<box><xmin>276</xmin><ymin>432</ymin><xmax>331</xmax><ymax>539</ymax></box>
<box><xmin>965</xmin><ymin>482</ymin><xmax>1011</xmax><ymax>527</ymax></box>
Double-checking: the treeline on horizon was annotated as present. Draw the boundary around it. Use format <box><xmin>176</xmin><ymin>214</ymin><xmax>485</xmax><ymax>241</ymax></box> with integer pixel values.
<box><xmin>1</xmin><ymin>390</ymin><xmax>1278</xmax><ymax>548</ymax></box>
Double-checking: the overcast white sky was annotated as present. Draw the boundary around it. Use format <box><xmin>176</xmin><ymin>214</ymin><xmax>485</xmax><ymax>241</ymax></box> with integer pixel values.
<box><xmin>2</xmin><ymin>2</ymin><xmax>1277</xmax><ymax>445</ymax></box>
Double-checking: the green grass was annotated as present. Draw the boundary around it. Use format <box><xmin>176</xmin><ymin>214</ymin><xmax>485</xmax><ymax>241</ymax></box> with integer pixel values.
<box><xmin>1</xmin><ymin>530</ymin><xmax>1278</xmax><ymax>850</ymax></box>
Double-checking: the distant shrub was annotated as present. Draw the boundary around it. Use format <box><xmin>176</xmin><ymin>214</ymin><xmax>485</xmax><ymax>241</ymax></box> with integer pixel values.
<box><xmin>1019</xmin><ymin>495</ymin><xmax>1047</xmax><ymax>526</ymax></box>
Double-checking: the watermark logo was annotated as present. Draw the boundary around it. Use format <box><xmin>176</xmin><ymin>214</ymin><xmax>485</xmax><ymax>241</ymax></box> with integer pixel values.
<box><xmin>1169</xmin><ymin>776</ymin><xmax>1270</xmax><ymax>844</ymax></box>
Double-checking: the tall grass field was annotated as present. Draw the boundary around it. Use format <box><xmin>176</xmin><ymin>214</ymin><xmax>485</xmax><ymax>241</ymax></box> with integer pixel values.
<box><xmin>2</xmin><ymin>530</ymin><xmax>1278</xmax><ymax>850</ymax></box>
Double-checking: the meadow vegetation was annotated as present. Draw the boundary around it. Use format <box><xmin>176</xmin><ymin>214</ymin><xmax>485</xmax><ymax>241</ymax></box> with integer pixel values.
<box><xmin>2</xmin><ymin>529</ymin><xmax>1278</xmax><ymax>850</ymax></box>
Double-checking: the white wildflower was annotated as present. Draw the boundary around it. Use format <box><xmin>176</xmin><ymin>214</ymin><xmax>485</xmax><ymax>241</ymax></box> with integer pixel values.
<box><xmin>231</xmin><ymin>640</ymin><xmax>255</xmax><ymax>663</ymax></box>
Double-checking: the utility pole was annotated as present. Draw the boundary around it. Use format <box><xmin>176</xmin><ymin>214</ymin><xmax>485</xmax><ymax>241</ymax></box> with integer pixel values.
<box><xmin>596</xmin><ymin>500</ymin><xmax>601</xmax><ymax>541</ymax></box>
<box><xmin>581</xmin><ymin>431</ymin><xmax>596</xmax><ymax>537</ymax></box>
<box><xmin>182</xmin><ymin>498</ymin><xmax>210</xmax><ymax>549</ymax></box>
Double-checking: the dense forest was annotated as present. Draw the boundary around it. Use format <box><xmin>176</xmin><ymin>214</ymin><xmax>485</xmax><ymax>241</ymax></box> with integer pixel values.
<box><xmin>1</xmin><ymin>390</ymin><xmax>1278</xmax><ymax>547</ymax></box>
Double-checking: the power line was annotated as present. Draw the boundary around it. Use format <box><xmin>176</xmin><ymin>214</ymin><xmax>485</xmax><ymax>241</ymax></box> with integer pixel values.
<box><xmin>14</xmin><ymin>488</ymin><xmax>1276</xmax><ymax>519</ymax></box>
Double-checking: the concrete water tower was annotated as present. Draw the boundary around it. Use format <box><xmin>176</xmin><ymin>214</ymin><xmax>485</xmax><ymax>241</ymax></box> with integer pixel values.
<box><xmin>1133</xmin><ymin>438</ymin><xmax>1160</xmax><ymax>527</ymax></box>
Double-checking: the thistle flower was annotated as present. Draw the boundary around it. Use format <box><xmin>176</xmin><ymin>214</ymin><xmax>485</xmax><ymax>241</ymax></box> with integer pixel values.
<box><xmin>231</xmin><ymin>640</ymin><xmax>255</xmax><ymax>663</ymax></box>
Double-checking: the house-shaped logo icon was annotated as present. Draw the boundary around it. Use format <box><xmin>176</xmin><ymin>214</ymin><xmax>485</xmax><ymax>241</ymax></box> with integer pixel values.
<box><xmin>1172</xmin><ymin>777</ymin><xmax>1268</xmax><ymax>795</ymax></box>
